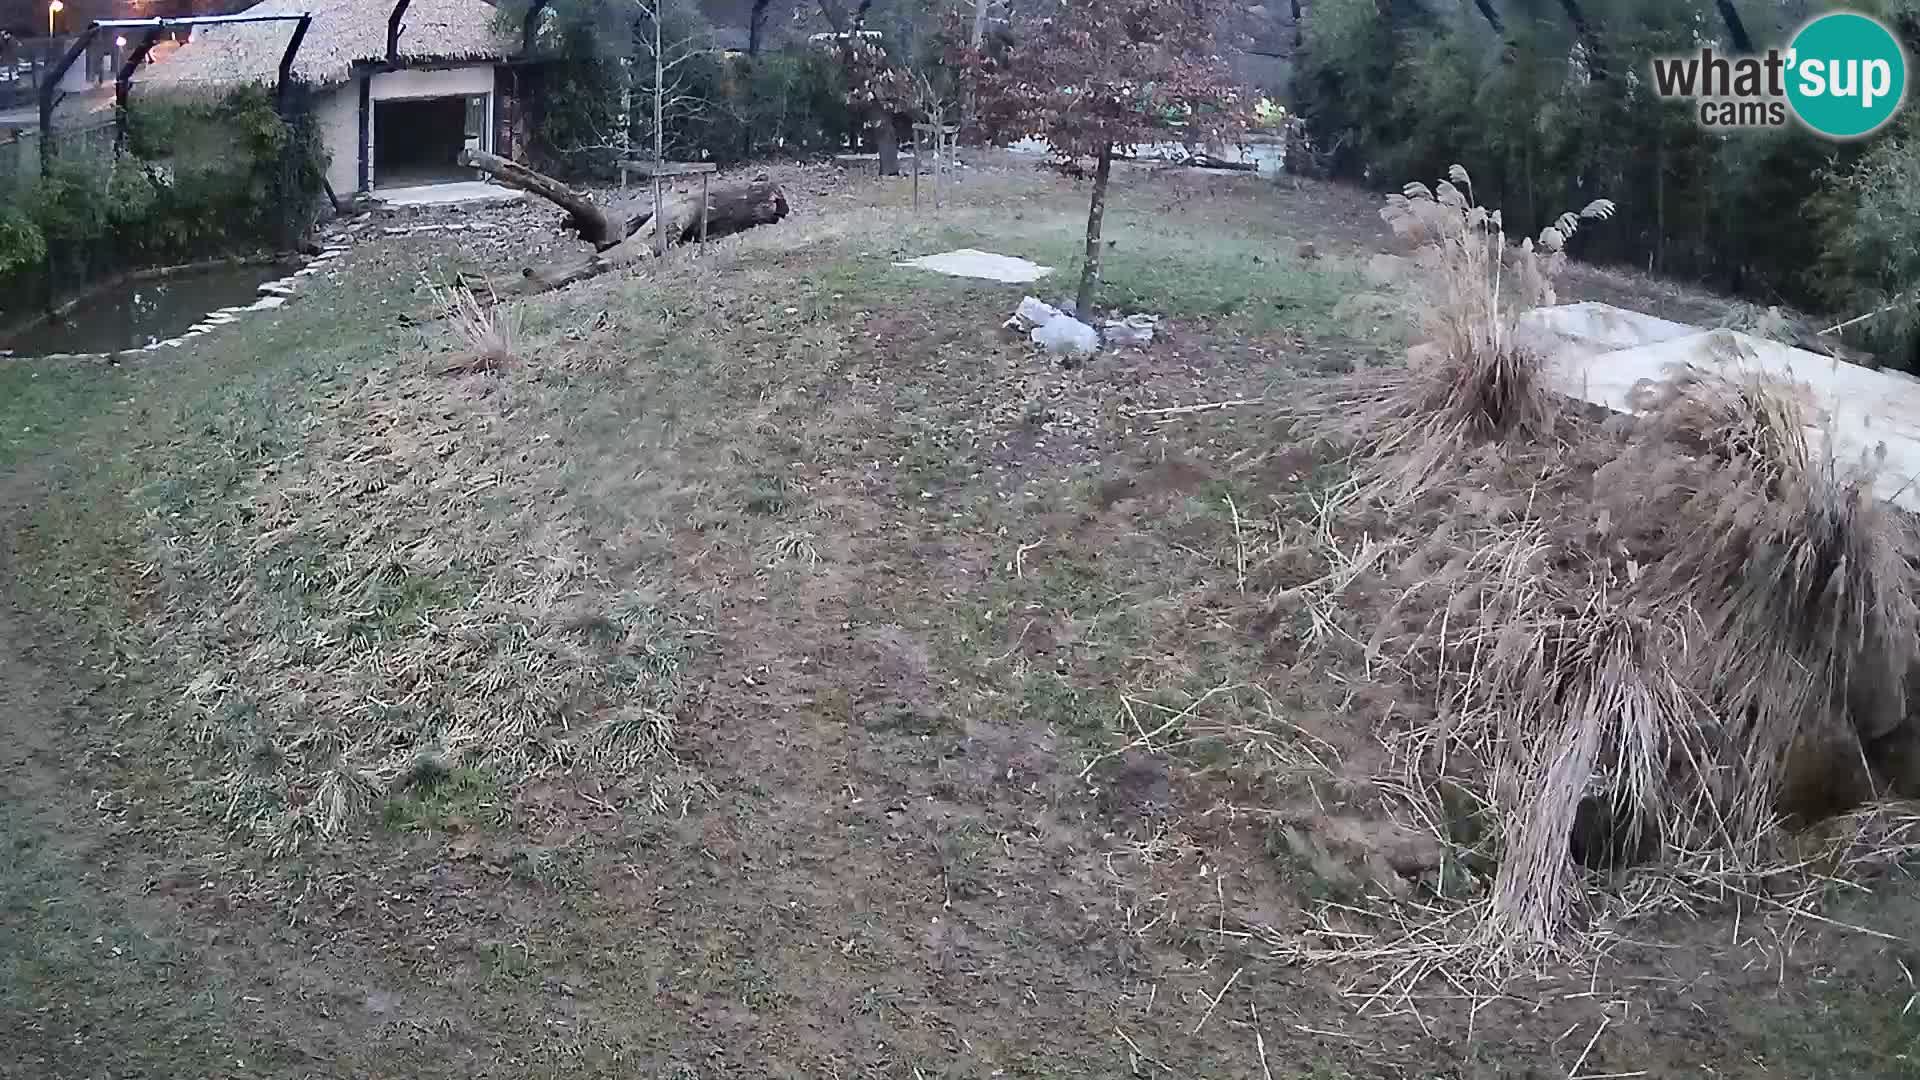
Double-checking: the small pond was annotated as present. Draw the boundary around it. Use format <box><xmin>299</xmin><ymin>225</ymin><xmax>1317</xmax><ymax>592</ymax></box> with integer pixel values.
<box><xmin>1</xmin><ymin>263</ymin><xmax>290</xmax><ymax>357</ymax></box>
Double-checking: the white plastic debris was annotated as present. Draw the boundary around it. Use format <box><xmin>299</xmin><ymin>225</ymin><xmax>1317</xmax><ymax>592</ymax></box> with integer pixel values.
<box><xmin>1102</xmin><ymin>313</ymin><xmax>1160</xmax><ymax>348</ymax></box>
<box><xmin>1006</xmin><ymin>295</ymin><xmax>1098</xmax><ymax>355</ymax></box>
<box><xmin>1030</xmin><ymin>314</ymin><xmax>1099</xmax><ymax>355</ymax></box>
<box><xmin>1008</xmin><ymin>296</ymin><xmax>1063</xmax><ymax>330</ymax></box>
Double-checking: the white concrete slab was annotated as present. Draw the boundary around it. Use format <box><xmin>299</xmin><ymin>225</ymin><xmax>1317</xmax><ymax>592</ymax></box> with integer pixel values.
<box><xmin>374</xmin><ymin>181</ymin><xmax>526</xmax><ymax>208</ymax></box>
<box><xmin>1532</xmin><ymin>311</ymin><xmax>1920</xmax><ymax>510</ymax></box>
<box><xmin>893</xmin><ymin>249</ymin><xmax>1053</xmax><ymax>284</ymax></box>
<box><xmin>1516</xmin><ymin>301</ymin><xmax>1697</xmax><ymax>361</ymax></box>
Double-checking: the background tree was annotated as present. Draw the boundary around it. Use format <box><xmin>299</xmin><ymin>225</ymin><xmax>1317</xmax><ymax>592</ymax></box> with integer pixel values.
<box><xmin>522</xmin><ymin>0</ymin><xmax>714</xmax><ymax>171</ymax></box>
<box><xmin>816</xmin><ymin>0</ymin><xmax>906</xmax><ymax>173</ymax></box>
<box><xmin>968</xmin><ymin>0</ymin><xmax>1249</xmax><ymax>315</ymax></box>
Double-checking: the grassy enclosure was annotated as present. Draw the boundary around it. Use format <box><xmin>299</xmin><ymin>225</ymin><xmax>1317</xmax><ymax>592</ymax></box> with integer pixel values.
<box><xmin>4</xmin><ymin>158</ymin><xmax>1920</xmax><ymax>1078</ymax></box>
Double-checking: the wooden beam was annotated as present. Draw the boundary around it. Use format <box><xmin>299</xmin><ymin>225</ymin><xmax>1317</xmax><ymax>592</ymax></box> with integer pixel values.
<box><xmin>1715</xmin><ymin>0</ymin><xmax>1753</xmax><ymax>53</ymax></box>
<box><xmin>1473</xmin><ymin>0</ymin><xmax>1504</xmax><ymax>34</ymax></box>
<box><xmin>386</xmin><ymin>0</ymin><xmax>411</xmax><ymax>63</ymax></box>
<box><xmin>39</xmin><ymin>27</ymin><xmax>96</xmax><ymax>174</ymax></box>
<box><xmin>115</xmin><ymin>27</ymin><xmax>163</xmax><ymax>152</ymax></box>
<box><xmin>277</xmin><ymin>13</ymin><xmax>311</xmax><ymax>113</ymax></box>
<box><xmin>357</xmin><ymin>75</ymin><xmax>371</xmax><ymax>192</ymax></box>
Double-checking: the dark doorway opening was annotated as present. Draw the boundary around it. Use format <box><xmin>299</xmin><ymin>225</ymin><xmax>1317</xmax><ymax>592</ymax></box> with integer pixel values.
<box><xmin>373</xmin><ymin>96</ymin><xmax>473</xmax><ymax>188</ymax></box>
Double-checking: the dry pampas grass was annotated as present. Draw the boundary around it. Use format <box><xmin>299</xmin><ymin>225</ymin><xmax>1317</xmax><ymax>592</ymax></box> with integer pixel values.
<box><xmin>1350</xmin><ymin>373</ymin><xmax>1916</xmax><ymax>962</ymax></box>
<box><xmin>1274</xmin><ymin>165</ymin><xmax>1920</xmax><ymax>976</ymax></box>
<box><xmin>1304</xmin><ymin>166</ymin><xmax>1614</xmax><ymax>505</ymax></box>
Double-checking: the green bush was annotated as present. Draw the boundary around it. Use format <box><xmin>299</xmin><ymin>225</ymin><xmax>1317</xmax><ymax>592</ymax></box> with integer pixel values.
<box><xmin>1813</xmin><ymin>115</ymin><xmax>1920</xmax><ymax>365</ymax></box>
<box><xmin>0</xmin><ymin>204</ymin><xmax>45</xmax><ymax>281</ymax></box>
<box><xmin>0</xmin><ymin>86</ymin><xmax>323</xmax><ymax>320</ymax></box>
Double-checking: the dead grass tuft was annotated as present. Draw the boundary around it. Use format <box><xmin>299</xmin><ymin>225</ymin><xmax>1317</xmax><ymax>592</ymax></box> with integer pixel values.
<box><xmin>424</xmin><ymin>277</ymin><xmax>520</xmax><ymax>375</ymax></box>
<box><xmin>1300</xmin><ymin>167</ymin><xmax>1613</xmax><ymax>504</ymax></box>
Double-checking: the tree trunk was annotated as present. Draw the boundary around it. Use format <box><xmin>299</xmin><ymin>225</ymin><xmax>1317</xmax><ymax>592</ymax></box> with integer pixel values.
<box><xmin>459</xmin><ymin>148</ymin><xmax>624</xmax><ymax>247</ymax></box>
<box><xmin>454</xmin><ymin>178</ymin><xmax>791</xmax><ymax>301</ymax></box>
<box><xmin>1714</xmin><ymin>0</ymin><xmax>1753</xmax><ymax>52</ymax></box>
<box><xmin>874</xmin><ymin>106</ymin><xmax>899</xmax><ymax>175</ymax></box>
<box><xmin>964</xmin><ymin>0</ymin><xmax>989</xmax><ymax>136</ymax></box>
<box><xmin>1075</xmin><ymin>142</ymin><xmax>1113</xmax><ymax>319</ymax></box>
<box><xmin>1472</xmin><ymin>0</ymin><xmax>1503</xmax><ymax>34</ymax></box>
<box><xmin>749</xmin><ymin>0</ymin><xmax>772</xmax><ymax>55</ymax></box>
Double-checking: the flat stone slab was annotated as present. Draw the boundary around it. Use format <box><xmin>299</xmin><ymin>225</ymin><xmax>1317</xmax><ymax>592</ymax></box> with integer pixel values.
<box><xmin>374</xmin><ymin>181</ymin><xmax>526</xmax><ymax>208</ymax></box>
<box><xmin>1521</xmin><ymin>302</ymin><xmax>1920</xmax><ymax>511</ymax></box>
<box><xmin>893</xmin><ymin>249</ymin><xmax>1053</xmax><ymax>284</ymax></box>
<box><xmin>1517</xmin><ymin>301</ymin><xmax>1697</xmax><ymax>361</ymax></box>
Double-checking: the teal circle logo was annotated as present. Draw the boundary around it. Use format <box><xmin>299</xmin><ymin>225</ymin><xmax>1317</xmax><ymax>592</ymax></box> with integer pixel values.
<box><xmin>1786</xmin><ymin>12</ymin><xmax>1907</xmax><ymax>139</ymax></box>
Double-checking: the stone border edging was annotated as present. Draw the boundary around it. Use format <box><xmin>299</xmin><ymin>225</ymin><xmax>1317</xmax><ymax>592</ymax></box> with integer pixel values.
<box><xmin>0</xmin><ymin>244</ymin><xmax>349</xmax><ymax>364</ymax></box>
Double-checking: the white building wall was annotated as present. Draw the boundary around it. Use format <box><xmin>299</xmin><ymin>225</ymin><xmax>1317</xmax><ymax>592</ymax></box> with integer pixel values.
<box><xmin>369</xmin><ymin>65</ymin><xmax>494</xmax><ymax>101</ymax></box>
<box><xmin>315</xmin><ymin>81</ymin><xmax>360</xmax><ymax>196</ymax></box>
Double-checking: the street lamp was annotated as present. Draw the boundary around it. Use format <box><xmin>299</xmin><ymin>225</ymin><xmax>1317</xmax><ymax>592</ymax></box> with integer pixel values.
<box><xmin>47</xmin><ymin>0</ymin><xmax>64</xmax><ymax>37</ymax></box>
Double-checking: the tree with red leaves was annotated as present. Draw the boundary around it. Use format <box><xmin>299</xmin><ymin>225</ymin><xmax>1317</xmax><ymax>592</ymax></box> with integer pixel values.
<box><xmin>964</xmin><ymin>0</ymin><xmax>1248</xmax><ymax>316</ymax></box>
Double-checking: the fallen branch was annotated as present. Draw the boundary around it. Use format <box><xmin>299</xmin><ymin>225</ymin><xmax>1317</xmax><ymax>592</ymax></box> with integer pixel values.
<box><xmin>1128</xmin><ymin>397</ymin><xmax>1266</xmax><ymax>420</ymax></box>
<box><xmin>1821</xmin><ymin>291</ymin><xmax>1919</xmax><ymax>337</ymax></box>
<box><xmin>447</xmin><ymin>150</ymin><xmax>790</xmax><ymax>300</ymax></box>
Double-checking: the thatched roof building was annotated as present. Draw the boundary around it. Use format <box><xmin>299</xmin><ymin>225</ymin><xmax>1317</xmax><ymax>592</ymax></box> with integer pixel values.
<box><xmin>139</xmin><ymin>0</ymin><xmax>513</xmax><ymax>92</ymax></box>
<box><xmin>134</xmin><ymin>0</ymin><xmax>529</xmax><ymax>198</ymax></box>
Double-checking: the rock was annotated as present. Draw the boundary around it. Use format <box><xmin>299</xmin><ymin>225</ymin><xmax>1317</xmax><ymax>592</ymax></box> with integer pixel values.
<box><xmin>249</xmin><ymin>296</ymin><xmax>288</xmax><ymax>310</ymax></box>
<box><xmin>1297</xmin><ymin>241</ymin><xmax>1319</xmax><ymax>261</ymax></box>
<box><xmin>1031</xmin><ymin>314</ymin><xmax>1099</xmax><ymax>356</ymax></box>
<box><xmin>1102</xmin><ymin>313</ymin><xmax>1160</xmax><ymax>348</ymax></box>
<box><xmin>894</xmin><ymin>249</ymin><xmax>1052</xmax><ymax>283</ymax></box>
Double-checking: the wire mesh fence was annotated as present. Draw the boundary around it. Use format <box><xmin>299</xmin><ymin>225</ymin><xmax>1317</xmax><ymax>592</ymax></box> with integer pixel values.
<box><xmin>0</xmin><ymin>87</ymin><xmax>323</xmax><ymax>322</ymax></box>
<box><xmin>0</xmin><ymin>120</ymin><xmax>116</xmax><ymax>187</ymax></box>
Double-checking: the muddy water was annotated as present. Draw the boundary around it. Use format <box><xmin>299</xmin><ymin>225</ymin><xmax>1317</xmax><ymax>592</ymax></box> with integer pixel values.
<box><xmin>1</xmin><ymin>264</ymin><xmax>285</xmax><ymax>357</ymax></box>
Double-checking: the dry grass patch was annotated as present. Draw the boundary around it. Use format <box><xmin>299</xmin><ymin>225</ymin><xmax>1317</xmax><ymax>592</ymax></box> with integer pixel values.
<box><xmin>150</xmin><ymin>362</ymin><xmax>702</xmax><ymax>853</ymax></box>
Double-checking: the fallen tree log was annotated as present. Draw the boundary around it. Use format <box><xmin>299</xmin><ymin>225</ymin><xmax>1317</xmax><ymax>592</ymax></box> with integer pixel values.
<box><xmin>458</xmin><ymin>149</ymin><xmax>789</xmax><ymax>253</ymax></box>
<box><xmin>447</xmin><ymin>165</ymin><xmax>791</xmax><ymax>301</ymax></box>
<box><xmin>459</xmin><ymin>148</ymin><xmax>627</xmax><ymax>248</ymax></box>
